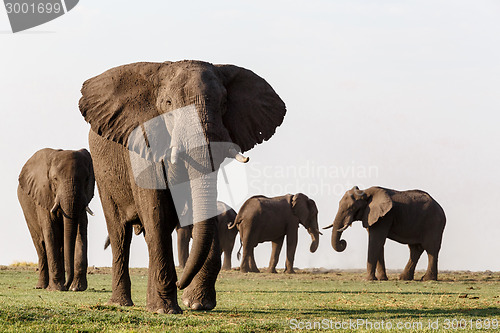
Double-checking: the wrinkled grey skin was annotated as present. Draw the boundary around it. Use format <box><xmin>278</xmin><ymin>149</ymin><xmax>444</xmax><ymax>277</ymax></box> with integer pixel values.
<box><xmin>176</xmin><ymin>202</ymin><xmax>238</xmax><ymax>271</ymax></box>
<box><xmin>325</xmin><ymin>186</ymin><xmax>446</xmax><ymax>281</ymax></box>
<box><xmin>231</xmin><ymin>193</ymin><xmax>320</xmax><ymax>274</ymax></box>
<box><xmin>18</xmin><ymin>148</ymin><xmax>94</xmax><ymax>291</ymax></box>
<box><xmin>78</xmin><ymin>60</ymin><xmax>285</xmax><ymax>313</ymax></box>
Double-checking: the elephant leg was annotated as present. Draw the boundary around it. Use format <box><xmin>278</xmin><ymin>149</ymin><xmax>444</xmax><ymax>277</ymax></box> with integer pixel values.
<box><xmin>376</xmin><ymin>248</ymin><xmax>388</xmax><ymax>281</ymax></box>
<box><xmin>182</xmin><ymin>222</ymin><xmax>220</xmax><ymax>310</ymax></box>
<box><xmin>268</xmin><ymin>236</ymin><xmax>284</xmax><ymax>273</ymax></box>
<box><xmin>35</xmin><ymin>242</ymin><xmax>49</xmax><ymax>289</ymax></box>
<box><xmin>400</xmin><ymin>244</ymin><xmax>424</xmax><ymax>280</ymax></box>
<box><xmin>366</xmin><ymin>227</ymin><xmax>388</xmax><ymax>281</ymax></box>
<box><xmin>422</xmin><ymin>251</ymin><xmax>439</xmax><ymax>281</ymax></box>
<box><xmin>249</xmin><ymin>250</ymin><xmax>260</xmax><ymax>273</ymax></box>
<box><xmin>239</xmin><ymin>238</ymin><xmax>252</xmax><ymax>273</ymax></box>
<box><xmin>70</xmin><ymin>218</ymin><xmax>88</xmax><ymax>291</ymax></box>
<box><xmin>221</xmin><ymin>247</ymin><xmax>232</xmax><ymax>271</ymax></box>
<box><xmin>284</xmin><ymin>229</ymin><xmax>298</xmax><ymax>274</ymax></box>
<box><xmin>23</xmin><ymin>204</ymin><xmax>49</xmax><ymax>289</ymax></box>
<box><xmin>176</xmin><ymin>227</ymin><xmax>191</xmax><ymax>269</ymax></box>
<box><xmin>101</xmin><ymin>195</ymin><xmax>134</xmax><ymax>306</ymax></box>
<box><xmin>42</xmin><ymin>214</ymin><xmax>66</xmax><ymax>291</ymax></box>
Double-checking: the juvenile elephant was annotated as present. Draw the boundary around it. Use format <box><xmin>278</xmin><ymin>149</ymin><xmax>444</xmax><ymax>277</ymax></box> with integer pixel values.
<box><xmin>176</xmin><ymin>202</ymin><xmax>238</xmax><ymax>271</ymax></box>
<box><xmin>231</xmin><ymin>193</ymin><xmax>320</xmax><ymax>274</ymax></box>
<box><xmin>78</xmin><ymin>60</ymin><xmax>285</xmax><ymax>313</ymax></box>
<box><xmin>18</xmin><ymin>148</ymin><xmax>95</xmax><ymax>291</ymax></box>
<box><xmin>324</xmin><ymin>186</ymin><xmax>446</xmax><ymax>281</ymax></box>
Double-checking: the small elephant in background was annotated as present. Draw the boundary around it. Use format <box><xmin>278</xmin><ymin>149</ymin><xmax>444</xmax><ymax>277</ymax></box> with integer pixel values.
<box><xmin>325</xmin><ymin>186</ymin><xmax>446</xmax><ymax>281</ymax></box>
<box><xmin>18</xmin><ymin>148</ymin><xmax>95</xmax><ymax>291</ymax></box>
<box><xmin>231</xmin><ymin>193</ymin><xmax>321</xmax><ymax>274</ymax></box>
<box><xmin>176</xmin><ymin>202</ymin><xmax>238</xmax><ymax>271</ymax></box>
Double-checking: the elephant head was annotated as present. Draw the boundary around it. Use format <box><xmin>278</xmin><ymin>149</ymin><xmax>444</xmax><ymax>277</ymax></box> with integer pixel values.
<box><xmin>291</xmin><ymin>193</ymin><xmax>321</xmax><ymax>253</ymax></box>
<box><xmin>324</xmin><ymin>186</ymin><xmax>393</xmax><ymax>252</ymax></box>
<box><xmin>79</xmin><ymin>61</ymin><xmax>286</xmax><ymax>288</ymax></box>
<box><xmin>18</xmin><ymin>148</ymin><xmax>95</xmax><ymax>288</ymax></box>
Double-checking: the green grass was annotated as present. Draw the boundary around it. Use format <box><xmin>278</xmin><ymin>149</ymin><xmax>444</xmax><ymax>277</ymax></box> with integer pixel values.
<box><xmin>0</xmin><ymin>266</ymin><xmax>498</xmax><ymax>332</ymax></box>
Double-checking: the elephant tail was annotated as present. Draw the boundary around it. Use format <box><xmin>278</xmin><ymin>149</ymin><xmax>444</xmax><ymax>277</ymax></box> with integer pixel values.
<box><xmin>104</xmin><ymin>236</ymin><xmax>110</xmax><ymax>250</ymax></box>
<box><xmin>236</xmin><ymin>241</ymin><xmax>242</xmax><ymax>261</ymax></box>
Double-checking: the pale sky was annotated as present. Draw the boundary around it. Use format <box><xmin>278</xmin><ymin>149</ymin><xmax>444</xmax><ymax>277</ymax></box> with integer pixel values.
<box><xmin>1</xmin><ymin>0</ymin><xmax>499</xmax><ymax>272</ymax></box>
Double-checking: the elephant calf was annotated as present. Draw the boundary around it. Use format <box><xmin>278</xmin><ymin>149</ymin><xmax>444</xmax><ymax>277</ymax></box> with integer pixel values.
<box><xmin>231</xmin><ymin>193</ymin><xmax>321</xmax><ymax>274</ymax></box>
<box><xmin>325</xmin><ymin>186</ymin><xmax>446</xmax><ymax>281</ymax></box>
<box><xmin>18</xmin><ymin>148</ymin><xmax>95</xmax><ymax>291</ymax></box>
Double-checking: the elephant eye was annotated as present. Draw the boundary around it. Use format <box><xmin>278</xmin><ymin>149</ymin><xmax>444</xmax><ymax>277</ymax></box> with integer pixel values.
<box><xmin>166</xmin><ymin>100</ymin><xmax>172</xmax><ymax>105</ymax></box>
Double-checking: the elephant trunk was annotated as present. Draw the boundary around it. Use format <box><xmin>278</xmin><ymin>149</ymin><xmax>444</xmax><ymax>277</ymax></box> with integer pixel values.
<box><xmin>63</xmin><ymin>214</ymin><xmax>78</xmax><ymax>290</ymax></box>
<box><xmin>308</xmin><ymin>229</ymin><xmax>320</xmax><ymax>253</ymax></box>
<box><xmin>331</xmin><ymin>215</ymin><xmax>348</xmax><ymax>252</ymax></box>
<box><xmin>176</xmin><ymin>172</ymin><xmax>217</xmax><ymax>289</ymax></box>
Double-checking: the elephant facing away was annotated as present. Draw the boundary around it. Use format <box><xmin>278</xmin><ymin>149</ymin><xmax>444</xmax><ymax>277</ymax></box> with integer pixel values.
<box><xmin>176</xmin><ymin>202</ymin><xmax>238</xmax><ymax>271</ymax></box>
<box><xmin>18</xmin><ymin>148</ymin><xmax>95</xmax><ymax>291</ymax></box>
<box><xmin>325</xmin><ymin>186</ymin><xmax>446</xmax><ymax>281</ymax></box>
<box><xmin>78</xmin><ymin>60</ymin><xmax>285</xmax><ymax>313</ymax></box>
<box><xmin>231</xmin><ymin>193</ymin><xmax>321</xmax><ymax>274</ymax></box>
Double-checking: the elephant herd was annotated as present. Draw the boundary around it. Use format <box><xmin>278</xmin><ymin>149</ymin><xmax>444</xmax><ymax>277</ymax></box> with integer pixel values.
<box><xmin>17</xmin><ymin>60</ymin><xmax>446</xmax><ymax>314</ymax></box>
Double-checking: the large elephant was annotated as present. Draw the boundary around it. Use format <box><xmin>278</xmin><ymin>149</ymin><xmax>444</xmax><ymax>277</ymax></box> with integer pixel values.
<box><xmin>231</xmin><ymin>193</ymin><xmax>320</xmax><ymax>274</ymax></box>
<box><xmin>176</xmin><ymin>202</ymin><xmax>238</xmax><ymax>271</ymax></box>
<box><xmin>17</xmin><ymin>148</ymin><xmax>95</xmax><ymax>291</ymax></box>
<box><xmin>78</xmin><ymin>60</ymin><xmax>286</xmax><ymax>313</ymax></box>
<box><xmin>324</xmin><ymin>186</ymin><xmax>446</xmax><ymax>281</ymax></box>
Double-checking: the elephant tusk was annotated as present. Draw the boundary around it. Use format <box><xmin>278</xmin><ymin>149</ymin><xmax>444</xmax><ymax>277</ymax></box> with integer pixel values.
<box><xmin>338</xmin><ymin>224</ymin><xmax>350</xmax><ymax>232</ymax></box>
<box><xmin>318</xmin><ymin>231</ymin><xmax>323</xmax><ymax>236</ymax></box>
<box><xmin>322</xmin><ymin>224</ymin><xmax>333</xmax><ymax>230</ymax></box>
<box><xmin>229</xmin><ymin>147</ymin><xmax>249</xmax><ymax>163</ymax></box>
<box><xmin>50</xmin><ymin>202</ymin><xmax>60</xmax><ymax>214</ymax></box>
<box><xmin>86</xmin><ymin>206</ymin><xmax>95</xmax><ymax>216</ymax></box>
<box><xmin>170</xmin><ymin>146</ymin><xmax>179</xmax><ymax>164</ymax></box>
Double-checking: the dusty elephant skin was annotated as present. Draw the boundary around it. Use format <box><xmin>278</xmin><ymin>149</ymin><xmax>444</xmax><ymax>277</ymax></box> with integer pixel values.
<box><xmin>78</xmin><ymin>60</ymin><xmax>286</xmax><ymax>313</ymax></box>
<box><xmin>176</xmin><ymin>202</ymin><xmax>238</xmax><ymax>271</ymax></box>
<box><xmin>325</xmin><ymin>186</ymin><xmax>446</xmax><ymax>281</ymax></box>
<box><xmin>231</xmin><ymin>193</ymin><xmax>321</xmax><ymax>274</ymax></box>
<box><xmin>18</xmin><ymin>148</ymin><xmax>95</xmax><ymax>291</ymax></box>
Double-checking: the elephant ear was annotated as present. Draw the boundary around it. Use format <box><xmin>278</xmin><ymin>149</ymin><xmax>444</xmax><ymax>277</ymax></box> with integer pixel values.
<box><xmin>79</xmin><ymin>62</ymin><xmax>168</xmax><ymax>146</ymax></box>
<box><xmin>77</xmin><ymin>149</ymin><xmax>95</xmax><ymax>204</ymax></box>
<box><xmin>290</xmin><ymin>193</ymin><xmax>310</xmax><ymax>225</ymax></box>
<box><xmin>18</xmin><ymin>148</ymin><xmax>57</xmax><ymax>211</ymax></box>
<box><xmin>362</xmin><ymin>187</ymin><xmax>393</xmax><ymax>228</ymax></box>
<box><xmin>216</xmin><ymin>65</ymin><xmax>286</xmax><ymax>153</ymax></box>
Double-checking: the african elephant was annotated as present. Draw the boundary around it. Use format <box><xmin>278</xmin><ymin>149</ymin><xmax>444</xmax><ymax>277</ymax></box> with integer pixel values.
<box><xmin>176</xmin><ymin>202</ymin><xmax>238</xmax><ymax>271</ymax></box>
<box><xmin>324</xmin><ymin>186</ymin><xmax>446</xmax><ymax>281</ymax></box>
<box><xmin>231</xmin><ymin>193</ymin><xmax>320</xmax><ymax>274</ymax></box>
<box><xmin>17</xmin><ymin>148</ymin><xmax>95</xmax><ymax>291</ymax></box>
<box><xmin>78</xmin><ymin>60</ymin><xmax>285</xmax><ymax>313</ymax></box>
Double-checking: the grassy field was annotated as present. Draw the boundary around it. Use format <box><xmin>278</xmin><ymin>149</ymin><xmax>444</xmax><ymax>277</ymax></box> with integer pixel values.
<box><xmin>0</xmin><ymin>266</ymin><xmax>498</xmax><ymax>332</ymax></box>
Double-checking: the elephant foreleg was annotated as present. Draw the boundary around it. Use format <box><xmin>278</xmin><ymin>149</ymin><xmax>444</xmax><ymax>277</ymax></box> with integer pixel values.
<box><xmin>284</xmin><ymin>228</ymin><xmax>298</xmax><ymax>274</ymax></box>
<box><xmin>70</xmin><ymin>218</ymin><xmax>88</xmax><ymax>291</ymax></box>
<box><xmin>366</xmin><ymin>228</ymin><xmax>388</xmax><ymax>281</ymax></box>
<box><xmin>268</xmin><ymin>236</ymin><xmax>284</xmax><ymax>273</ymax></box>
<box><xmin>42</xmin><ymin>214</ymin><xmax>66</xmax><ymax>291</ymax></box>
<box><xmin>400</xmin><ymin>244</ymin><xmax>424</xmax><ymax>280</ymax></box>
<box><xmin>221</xmin><ymin>247</ymin><xmax>232</xmax><ymax>271</ymax></box>
<box><xmin>249</xmin><ymin>250</ymin><xmax>260</xmax><ymax>273</ymax></box>
<box><xmin>376</xmin><ymin>248</ymin><xmax>388</xmax><ymax>281</ymax></box>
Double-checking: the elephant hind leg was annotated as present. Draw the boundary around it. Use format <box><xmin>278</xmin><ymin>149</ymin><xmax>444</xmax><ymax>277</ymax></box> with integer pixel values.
<box><xmin>376</xmin><ymin>248</ymin><xmax>388</xmax><ymax>281</ymax></box>
<box><xmin>268</xmin><ymin>236</ymin><xmax>284</xmax><ymax>273</ymax></box>
<box><xmin>422</xmin><ymin>251</ymin><xmax>439</xmax><ymax>281</ymax></box>
<box><xmin>400</xmin><ymin>244</ymin><xmax>424</xmax><ymax>280</ymax></box>
<box><xmin>249</xmin><ymin>250</ymin><xmax>260</xmax><ymax>273</ymax></box>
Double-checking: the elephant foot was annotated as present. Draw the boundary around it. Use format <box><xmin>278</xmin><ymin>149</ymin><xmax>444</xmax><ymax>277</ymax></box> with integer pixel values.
<box><xmin>268</xmin><ymin>268</ymin><xmax>278</xmax><ymax>274</ymax></box>
<box><xmin>181</xmin><ymin>280</ymin><xmax>217</xmax><ymax>311</ymax></box>
<box><xmin>35</xmin><ymin>281</ymin><xmax>48</xmax><ymax>289</ymax></box>
<box><xmin>69</xmin><ymin>278</ymin><xmax>88</xmax><ymax>291</ymax></box>
<box><xmin>108</xmin><ymin>295</ymin><xmax>134</xmax><ymax>307</ymax></box>
<box><xmin>366</xmin><ymin>275</ymin><xmax>377</xmax><ymax>281</ymax></box>
<box><xmin>148</xmin><ymin>300</ymin><xmax>182</xmax><ymax>314</ymax></box>
<box><xmin>284</xmin><ymin>268</ymin><xmax>295</xmax><ymax>274</ymax></box>
<box><xmin>221</xmin><ymin>266</ymin><xmax>232</xmax><ymax>271</ymax></box>
<box><xmin>399</xmin><ymin>272</ymin><xmax>414</xmax><ymax>281</ymax></box>
<box><xmin>377</xmin><ymin>274</ymin><xmax>388</xmax><ymax>281</ymax></box>
<box><xmin>421</xmin><ymin>273</ymin><xmax>437</xmax><ymax>281</ymax></box>
<box><xmin>46</xmin><ymin>282</ymin><xmax>67</xmax><ymax>291</ymax></box>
